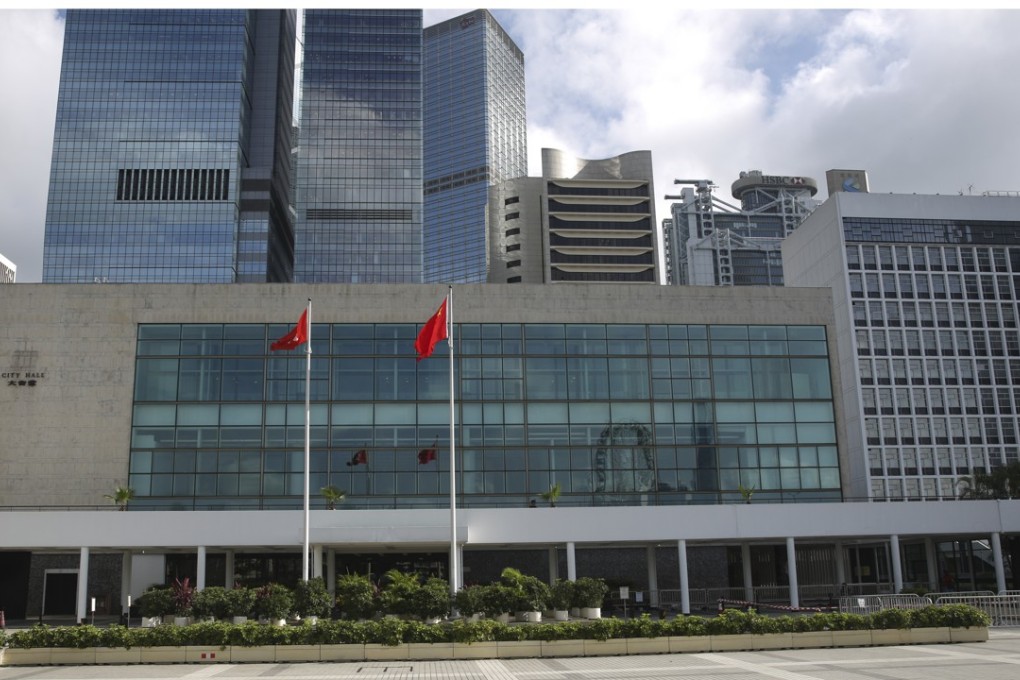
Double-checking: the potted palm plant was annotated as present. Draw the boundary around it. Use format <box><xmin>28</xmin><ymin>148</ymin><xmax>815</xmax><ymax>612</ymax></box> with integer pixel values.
<box><xmin>104</xmin><ymin>485</ymin><xmax>135</xmax><ymax>511</ymax></box>
<box><xmin>320</xmin><ymin>485</ymin><xmax>346</xmax><ymax>510</ymax></box>
<box><xmin>380</xmin><ymin>569</ymin><xmax>419</xmax><ymax>619</ymax></box>
<box><xmin>540</xmin><ymin>481</ymin><xmax>561</xmax><ymax>507</ymax></box>
<box><xmin>335</xmin><ymin>573</ymin><xmax>377</xmax><ymax>620</ymax></box>
<box><xmin>479</xmin><ymin>583</ymin><xmax>517</xmax><ymax>624</ymax></box>
<box><xmin>501</xmin><ymin>567</ymin><xmax>549</xmax><ymax>623</ymax></box>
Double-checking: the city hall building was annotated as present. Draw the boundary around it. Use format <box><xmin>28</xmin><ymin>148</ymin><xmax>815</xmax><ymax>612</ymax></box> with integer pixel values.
<box><xmin>0</xmin><ymin>283</ymin><xmax>1015</xmax><ymax>621</ymax></box>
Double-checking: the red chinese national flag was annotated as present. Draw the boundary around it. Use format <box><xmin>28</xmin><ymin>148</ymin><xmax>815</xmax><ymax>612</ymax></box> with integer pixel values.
<box><xmin>418</xmin><ymin>439</ymin><xmax>438</xmax><ymax>465</ymax></box>
<box><xmin>346</xmin><ymin>449</ymin><xmax>368</xmax><ymax>467</ymax></box>
<box><xmin>415</xmin><ymin>299</ymin><xmax>448</xmax><ymax>361</ymax></box>
<box><xmin>270</xmin><ymin>310</ymin><xmax>309</xmax><ymax>351</ymax></box>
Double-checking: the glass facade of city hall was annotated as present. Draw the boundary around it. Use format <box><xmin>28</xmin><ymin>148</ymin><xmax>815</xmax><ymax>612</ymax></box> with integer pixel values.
<box><xmin>129</xmin><ymin>323</ymin><xmax>840</xmax><ymax>509</ymax></box>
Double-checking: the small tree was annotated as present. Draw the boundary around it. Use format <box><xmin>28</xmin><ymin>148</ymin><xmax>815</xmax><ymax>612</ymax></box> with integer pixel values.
<box><xmin>335</xmin><ymin>573</ymin><xmax>377</xmax><ymax>620</ymax></box>
<box><xmin>294</xmin><ymin>577</ymin><xmax>333</xmax><ymax>619</ymax></box>
<box><xmin>454</xmin><ymin>586</ymin><xmax>484</xmax><ymax>617</ymax></box>
<box><xmin>104</xmin><ymin>485</ymin><xmax>135</xmax><ymax>511</ymax></box>
<box><xmin>254</xmin><ymin>583</ymin><xmax>294</xmax><ymax>621</ymax></box>
<box><xmin>379</xmin><ymin>569</ymin><xmax>419</xmax><ymax>617</ymax></box>
<box><xmin>479</xmin><ymin>583</ymin><xmax>517</xmax><ymax>618</ymax></box>
<box><xmin>224</xmin><ymin>586</ymin><xmax>257</xmax><ymax>619</ymax></box>
<box><xmin>411</xmin><ymin>577</ymin><xmax>451</xmax><ymax>621</ymax></box>
<box><xmin>137</xmin><ymin>586</ymin><xmax>174</xmax><ymax>619</ymax></box>
<box><xmin>570</xmin><ymin>576</ymin><xmax>609</xmax><ymax>609</ymax></box>
<box><xmin>540</xmin><ymin>482</ymin><xmax>562</xmax><ymax>507</ymax></box>
<box><xmin>549</xmin><ymin>579</ymin><xmax>574</xmax><ymax>611</ymax></box>
<box><xmin>320</xmin><ymin>485</ymin><xmax>346</xmax><ymax>510</ymax></box>
<box><xmin>191</xmin><ymin>586</ymin><xmax>230</xmax><ymax>620</ymax></box>
<box><xmin>500</xmin><ymin>567</ymin><xmax>549</xmax><ymax>612</ymax></box>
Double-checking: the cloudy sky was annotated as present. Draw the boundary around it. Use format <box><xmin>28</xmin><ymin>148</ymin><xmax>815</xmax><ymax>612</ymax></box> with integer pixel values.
<box><xmin>4</xmin><ymin>6</ymin><xmax>1020</xmax><ymax>282</ymax></box>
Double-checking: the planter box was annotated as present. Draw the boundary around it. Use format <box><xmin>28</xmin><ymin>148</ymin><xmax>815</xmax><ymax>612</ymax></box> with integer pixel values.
<box><xmin>667</xmin><ymin>636</ymin><xmax>711</xmax><ymax>654</ymax></box>
<box><xmin>49</xmin><ymin>647</ymin><xmax>97</xmax><ymax>665</ymax></box>
<box><xmin>870</xmin><ymin>629</ymin><xmax>908</xmax><ymax>646</ymax></box>
<box><xmin>789</xmin><ymin>631</ymin><xmax>834</xmax><ymax>648</ymax></box>
<box><xmin>95</xmin><ymin>647</ymin><xmax>142</xmax><ymax>664</ymax></box>
<box><xmin>228</xmin><ymin>646</ymin><xmax>276</xmax><ymax>663</ymax></box>
<box><xmin>950</xmin><ymin>626</ymin><xmax>989</xmax><ymax>643</ymax></box>
<box><xmin>1</xmin><ymin>648</ymin><xmax>52</xmax><ymax>665</ymax></box>
<box><xmin>408</xmin><ymin>642</ymin><xmax>455</xmax><ymax>660</ymax></box>
<box><xmin>625</xmin><ymin>637</ymin><xmax>670</xmax><ymax>655</ymax></box>
<box><xmin>365</xmin><ymin>643</ymin><xmax>410</xmax><ymax>661</ymax></box>
<box><xmin>540</xmin><ymin>639</ymin><xmax>585</xmax><ymax>657</ymax></box>
<box><xmin>749</xmin><ymin>633</ymin><xmax>794</xmax><ymax>650</ymax></box>
<box><xmin>830</xmin><ymin>630</ymin><xmax>873</xmax><ymax>648</ymax></box>
<box><xmin>582</xmin><ymin>638</ymin><xmax>628</xmax><ymax>656</ymax></box>
<box><xmin>710</xmin><ymin>634</ymin><xmax>755</xmax><ymax>652</ymax></box>
<box><xmin>903</xmin><ymin>627</ymin><xmax>950</xmax><ymax>645</ymax></box>
<box><xmin>495</xmin><ymin>640</ymin><xmax>542</xmax><ymax>658</ymax></box>
<box><xmin>139</xmin><ymin>646</ymin><xmax>188</xmax><ymax>664</ymax></box>
<box><xmin>452</xmin><ymin>641</ymin><xmax>498</xmax><ymax>659</ymax></box>
<box><xmin>274</xmin><ymin>645</ymin><xmax>320</xmax><ymax>662</ymax></box>
<box><xmin>319</xmin><ymin>644</ymin><xmax>365</xmax><ymax>662</ymax></box>
<box><xmin>184</xmin><ymin>647</ymin><xmax>227</xmax><ymax>663</ymax></box>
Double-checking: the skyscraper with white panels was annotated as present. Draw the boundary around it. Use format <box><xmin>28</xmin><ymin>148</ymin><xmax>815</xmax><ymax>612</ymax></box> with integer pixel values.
<box><xmin>784</xmin><ymin>191</ymin><xmax>1020</xmax><ymax>500</ymax></box>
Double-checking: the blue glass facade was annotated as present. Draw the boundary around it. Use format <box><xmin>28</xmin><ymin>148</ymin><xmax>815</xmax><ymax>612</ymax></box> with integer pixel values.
<box><xmin>42</xmin><ymin>10</ymin><xmax>296</xmax><ymax>283</ymax></box>
<box><xmin>423</xmin><ymin>10</ymin><xmax>527</xmax><ymax>283</ymax></box>
<box><xmin>129</xmin><ymin>322</ymin><xmax>840</xmax><ymax>510</ymax></box>
<box><xmin>295</xmin><ymin>10</ymin><xmax>423</xmax><ymax>283</ymax></box>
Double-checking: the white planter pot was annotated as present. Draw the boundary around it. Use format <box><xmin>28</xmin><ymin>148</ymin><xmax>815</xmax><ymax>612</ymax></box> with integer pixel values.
<box><xmin>494</xmin><ymin>612</ymin><xmax>511</xmax><ymax>624</ymax></box>
<box><xmin>553</xmin><ymin>609</ymin><xmax>569</xmax><ymax>621</ymax></box>
<box><xmin>521</xmin><ymin>611</ymin><xmax>542</xmax><ymax>623</ymax></box>
<box><xmin>141</xmin><ymin>616</ymin><xmax>160</xmax><ymax>628</ymax></box>
<box><xmin>306</xmin><ymin>615</ymin><xmax>319</xmax><ymax>625</ymax></box>
<box><xmin>231</xmin><ymin>616</ymin><xmax>248</xmax><ymax>625</ymax></box>
<box><xmin>581</xmin><ymin>607</ymin><xmax>601</xmax><ymax>620</ymax></box>
<box><xmin>173</xmin><ymin>616</ymin><xmax>189</xmax><ymax>626</ymax></box>
<box><xmin>274</xmin><ymin>618</ymin><xmax>287</xmax><ymax>627</ymax></box>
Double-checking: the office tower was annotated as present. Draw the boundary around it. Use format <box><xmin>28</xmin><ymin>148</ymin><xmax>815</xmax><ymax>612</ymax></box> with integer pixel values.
<box><xmin>488</xmin><ymin>149</ymin><xmax>659</xmax><ymax>284</ymax></box>
<box><xmin>785</xmin><ymin>191</ymin><xmax>1020</xmax><ymax>501</ymax></box>
<box><xmin>424</xmin><ymin>9</ymin><xmax>527</xmax><ymax>283</ymax></box>
<box><xmin>42</xmin><ymin>9</ymin><xmax>296</xmax><ymax>283</ymax></box>
<box><xmin>0</xmin><ymin>253</ymin><xmax>15</xmax><ymax>283</ymax></box>
<box><xmin>668</xmin><ymin>171</ymin><xmax>820</xmax><ymax>286</ymax></box>
<box><xmin>295</xmin><ymin>10</ymin><xmax>423</xmax><ymax>283</ymax></box>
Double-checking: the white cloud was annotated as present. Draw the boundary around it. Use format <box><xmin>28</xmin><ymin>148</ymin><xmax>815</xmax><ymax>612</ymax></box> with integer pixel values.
<box><xmin>0</xmin><ymin>11</ymin><xmax>62</xmax><ymax>283</ymax></box>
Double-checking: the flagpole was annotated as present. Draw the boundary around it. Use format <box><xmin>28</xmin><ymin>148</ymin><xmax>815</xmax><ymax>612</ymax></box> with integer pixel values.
<box><xmin>447</xmin><ymin>286</ymin><xmax>458</xmax><ymax>596</ymax></box>
<box><xmin>303</xmin><ymin>298</ymin><xmax>312</xmax><ymax>582</ymax></box>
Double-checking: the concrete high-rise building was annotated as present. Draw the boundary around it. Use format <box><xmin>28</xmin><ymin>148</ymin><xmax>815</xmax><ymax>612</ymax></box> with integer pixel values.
<box><xmin>0</xmin><ymin>253</ymin><xmax>15</xmax><ymax>283</ymax></box>
<box><xmin>423</xmin><ymin>10</ymin><xmax>527</xmax><ymax>284</ymax></box>
<box><xmin>42</xmin><ymin>9</ymin><xmax>296</xmax><ymax>283</ymax></box>
<box><xmin>295</xmin><ymin>10</ymin><xmax>423</xmax><ymax>283</ymax></box>
<box><xmin>785</xmin><ymin>191</ymin><xmax>1020</xmax><ymax>501</ymax></box>
<box><xmin>488</xmin><ymin>149</ymin><xmax>659</xmax><ymax>284</ymax></box>
<box><xmin>668</xmin><ymin>171</ymin><xmax>820</xmax><ymax>287</ymax></box>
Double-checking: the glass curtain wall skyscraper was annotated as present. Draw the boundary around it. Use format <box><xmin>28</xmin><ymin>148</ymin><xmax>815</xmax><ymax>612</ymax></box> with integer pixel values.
<box><xmin>423</xmin><ymin>10</ymin><xmax>527</xmax><ymax>283</ymax></box>
<box><xmin>295</xmin><ymin>10</ymin><xmax>423</xmax><ymax>283</ymax></box>
<box><xmin>42</xmin><ymin>10</ymin><xmax>296</xmax><ymax>283</ymax></box>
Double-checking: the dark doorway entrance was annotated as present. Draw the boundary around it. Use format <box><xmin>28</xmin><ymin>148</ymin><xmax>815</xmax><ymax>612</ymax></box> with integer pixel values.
<box><xmin>0</xmin><ymin>552</ymin><xmax>31</xmax><ymax>619</ymax></box>
<box><xmin>43</xmin><ymin>572</ymin><xmax>78</xmax><ymax>616</ymax></box>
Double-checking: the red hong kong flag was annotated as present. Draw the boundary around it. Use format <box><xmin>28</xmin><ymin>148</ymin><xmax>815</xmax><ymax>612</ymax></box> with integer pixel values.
<box><xmin>346</xmin><ymin>449</ymin><xmax>368</xmax><ymax>467</ymax></box>
<box><xmin>417</xmin><ymin>439</ymin><xmax>438</xmax><ymax>465</ymax></box>
<box><xmin>415</xmin><ymin>299</ymin><xmax>448</xmax><ymax>361</ymax></box>
<box><xmin>270</xmin><ymin>309</ymin><xmax>309</xmax><ymax>351</ymax></box>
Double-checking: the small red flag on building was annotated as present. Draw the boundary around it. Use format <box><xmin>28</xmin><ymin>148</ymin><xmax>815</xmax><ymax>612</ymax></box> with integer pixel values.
<box><xmin>418</xmin><ymin>439</ymin><xmax>438</xmax><ymax>465</ymax></box>
<box><xmin>415</xmin><ymin>299</ymin><xmax>448</xmax><ymax>361</ymax></box>
<box><xmin>346</xmin><ymin>449</ymin><xmax>368</xmax><ymax>467</ymax></box>
<box><xmin>270</xmin><ymin>309</ymin><xmax>309</xmax><ymax>351</ymax></box>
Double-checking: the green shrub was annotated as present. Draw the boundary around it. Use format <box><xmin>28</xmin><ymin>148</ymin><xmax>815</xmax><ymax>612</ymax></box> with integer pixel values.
<box><xmin>137</xmin><ymin>586</ymin><xmax>174</xmax><ymax>619</ymax></box>
<box><xmin>191</xmin><ymin>586</ymin><xmax>230</xmax><ymax>620</ymax></box>
<box><xmin>448</xmin><ymin>618</ymin><xmax>501</xmax><ymax>644</ymax></box>
<box><xmin>549</xmin><ymin>580</ymin><xmax>574</xmax><ymax>611</ymax></box>
<box><xmin>411</xmin><ymin>577</ymin><xmax>451</xmax><ymax>620</ymax></box>
<box><xmin>294</xmin><ymin>577</ymin><xmax>333</xmax><ymax>619</ymax></box>
<box><xmin>254</xmin><ymin>583</ymin><xmax>293</xmax><ymax>620</ymax></box>
<box><xmin>869</xmin><ymin>607</ymin><xmax>910</xmax><ymax>630</ymax></box>
<box><xmin>663</xmin><ymin>614</ymin><xmax>708</xmax><ymax>637</ymax></box>
<box><xmin>335</xmin><ymin>574</ymin><xmax>377</xmax><ymax>620</ymax></box>
<box><xmin>479</xmin><ymin>583</ymin><xmax>518</xmax><ymax>617</ymax></box>
<box><xmin>454</xmin><ymin>585</ymin><xmax>484</xmax><ymax>617</ymax></box>
<box><xmin>379</xmin><ymin>570</ymin><xmax>419</xmax><ymax>618</ymax></box>
<box><xmin>908</xmin><ymin>604</ymin><xmax>990</xmax><ymax>628</ymax></box>
<box><xmin>224</xmin><ymin>587</ymin><xmax>257</xmax><ymax>618</ymax></box>
<box><xmin>570</xmin><ymin>577</ymin><xmax>608</xmax><ymax>609</ymax></box>
<box><xmin>500</xmin><ymin>567</ymin><xmax>550</xmax><ymax>612</ymax></box>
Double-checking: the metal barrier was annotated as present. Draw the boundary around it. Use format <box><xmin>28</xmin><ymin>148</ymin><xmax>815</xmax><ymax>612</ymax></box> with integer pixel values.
<box><xmin>839</xmin><ymin>593</ymin><xmax>932</xmax><ymax>615</ymax></box>
<box><xmin>925</xmin><ymin>590</ymin><xmax>994</xmax><ymax>601</ymax></box>
<box><xmin>935</xmin><ymin>594</ymin><xmax>1020</xmax><ymax>627</ymax></box>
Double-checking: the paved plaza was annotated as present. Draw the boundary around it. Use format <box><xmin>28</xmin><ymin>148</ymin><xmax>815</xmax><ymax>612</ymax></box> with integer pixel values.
<box><xmin>1</xmin><ymin>630</ymin><xmax>1019</xmax><ymax>680</ymax></box>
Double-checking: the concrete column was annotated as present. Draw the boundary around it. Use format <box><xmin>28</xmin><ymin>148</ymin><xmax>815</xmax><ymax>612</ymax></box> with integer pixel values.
<box><xmin>225</xmin><ymin>550</ymin><xmax>235</xmax><ymax>589</ymax></box>
<box><xmin>646</xmin><ymin>545</ymin><xmax>659</xmax><ymax>607</ymax></box>
<box><xmin>677</xmin><ymin>539</ymin><xmax>690</xmax><ymax>615</ymax></box>
<box><xmin>313</xmin><ymin>545</ymin><xmax>324</xmax><ymax>580</ymax></box>
<box><xmin>890</xmin><ymin>535</ymin><xmax>903</xmax><ymax>594</ymax></box>
<box><xmin>121</xmin><ymin>552</ymin><xmax>132</xmax><ymax>615</ymax></box>
<box><xmin>566</xmin><ymin>542</ymin><xmax>577</xmax><ymax>581</ymax></box>
<box><xmin>924</xmin><ymin>538</ymin><xmax>939</xmax><ymax>592</ymax></box>
<box><xmin>76</xmin><ymin>547</ymin><xmax>90</xmax><ymax>624</ymax></box>
<box><xmin>741</xmin><ymin>543</ymin><xmax>754</xmax><ymax>601</ymax></box>
<box><xmin>196</xmin><ymin>546</ymin><xmax>207</xmax><ymax>591</ymax></box>
<box><xmin>992</xmin><ymin>532</ymin><xmax>1008</xmax><ymax>594</ymax></box>
<box><xmin>548</xmin><ymin>547</ymin><xmax>559</xmax><ymax>585</ymax></box>
<box><xmin>834</xmin><ymin>540</ymin><xmax>846</xmax><ymax>589</ymax></box>
<box><xmin>786</xmin><ymin>538</ymin><xmax>799</xmax><ymax>609</ymax></box>
<box><xmin>327</xmin><ymin>550</ymin><xmax>336</xmax><ymax>594</ymax></box>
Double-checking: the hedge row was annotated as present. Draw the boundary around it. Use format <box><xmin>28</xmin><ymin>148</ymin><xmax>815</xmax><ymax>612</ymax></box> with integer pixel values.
<box><xmin>2</xmin><ymin>605</ymin><xmax>990</xmax><ymax>649</ymax></box>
